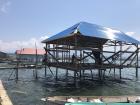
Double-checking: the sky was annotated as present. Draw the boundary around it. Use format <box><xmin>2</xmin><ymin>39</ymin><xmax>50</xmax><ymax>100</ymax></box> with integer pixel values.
<box><xmin>0</xmin><ymin>0</ymin><xmax>140</xmax><ymax>52</ymax></box>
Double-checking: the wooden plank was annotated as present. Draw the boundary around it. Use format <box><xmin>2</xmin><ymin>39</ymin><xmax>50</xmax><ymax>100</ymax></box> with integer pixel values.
<box><xmin>47</xmin><ymin>96</ymin><xmax>140</xmax><ymax>103</ymax></box>
<box><xmin>0</xmin><ymin>80</ymin><xmax>13</xmax><ymax>105</ymax></box>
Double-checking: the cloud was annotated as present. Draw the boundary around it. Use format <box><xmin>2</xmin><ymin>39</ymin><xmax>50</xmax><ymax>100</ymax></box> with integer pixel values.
<box><xmin>0</xmin><ymin>36</ymin><xmax>48</xmax><ymax>53</ymax></box>
<box><xmin>0</xmin><ymin>0</ymin><xmax>11</xmax><ymax>14</ymax></box>
<box><xmin>125</xmin><ymin>31</ymin><xmax>135</xmax><ymax>36</ymax></box>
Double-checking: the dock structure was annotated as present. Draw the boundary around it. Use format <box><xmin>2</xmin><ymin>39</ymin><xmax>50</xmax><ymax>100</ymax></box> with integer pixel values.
<box><xmin>47</xmin><ymin>96</ymin><xmax>140</xmax><ymax>104</ymax></box>
<box><xmin>42</xmin><ymin>22</ymin><xmax>140</xmax><ymax>84</ymax></box>
<box><xmin>0</xmin><ymin>80</ymin><xmax>13</xmax><ymax>105</ymax></box>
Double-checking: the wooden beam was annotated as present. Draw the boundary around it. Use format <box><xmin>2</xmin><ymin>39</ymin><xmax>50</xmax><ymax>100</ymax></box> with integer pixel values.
<box><xmin>122</xmin><ymin>49</ymin><xmax>138</xmax><ymax>65</ymax></box>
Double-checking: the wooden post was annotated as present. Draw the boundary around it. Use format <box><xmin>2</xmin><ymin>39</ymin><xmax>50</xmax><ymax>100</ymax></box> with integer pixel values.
<box><xmin>35</xmin><ymin>43</ymin><xmax>38</xmax><ymax>79</ymax></box>
<box><xmin>15</xmin><ymin>48</ymin><xmax>22</xmax><ymax>81</ymax></box>
<box><xmin>114</xmin><ymin>41</ymin><xmax>116</xmax><ymax>79</ymax></box>
<box><xmin>82</xmin><ymin>70</ymin><xmax>85</xmax><ymax>80</ymax></box>
<box><xmin>136</xmin><ymin>44</ymin><xmax>139</xmax><ymax>78</ymax></box>
<box><xmin>90</xmin><ymin>69</ymin><xmax>94</xmax><ymax>80</ymax></box>
<box><xmin>68</xmin><ymin>42</ymin><xmax>70</xmax><ymax>63</ymax></box>
<box><xmin>55</xmin><ymin>43</ymin><xmax>58</xmax><ymax>81</ymax></box>
<box><xmin>55</xmin><ymin>67</ymin><xmax>58</xmax><ymax>81</ymax></box>
<box><xmin>16</xmin><ymin>62</ymin><xmax>19</xmax><ymax>81</ymax></box>
<box><xmin>119</xmin><ymin>42</ymin><xmax>122</xmax><ymax>79</ymax></box>
<box><xmin>74</xmin><ymin>34</ymin><xmax>78</xmax><ymax>85</ymax></box>
<box><xmin>44</xmin><ymin>65</ymin><xmax>47</xmax><ymax>77</ymax></box>
<box><xmin>99</xmin><ymin>46</ymin><xmax>103</xmax><ymax>80</ymax></box>
<box><xmin>79</xmin><ymin>70</ymin><xmax>82</xmax><ymax>80</ymax></box>
<box><xmin>66</xmin><ymin>69</ymin><xmax>68</xmax><ymax>84</ymax></box>
<box><xmin>44</xmin><ymin>43</ymin><xmax>47</xmax><ymax>77</ymax></box>
<box><xmin>74</xmin><ymin>71</ymin><xmax>76</xmax><ymax>84</ymax></box>
<box><xmin>16</xmin><ymin>53</ymin><xmax>19</xmax><ymax>81</ymax></box>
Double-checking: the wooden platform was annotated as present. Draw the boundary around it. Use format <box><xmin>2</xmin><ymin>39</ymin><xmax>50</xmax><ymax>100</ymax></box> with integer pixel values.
<box><xmin>0</xmin><ymin>80</ymin><xmax>13</xmax><ymax>105</ymax></box>
<box><xmin>47</xmin><ymin>96</ymin><xmax>140</xmax><ymax>104</ymax></box>
<box><xmin>47</xmin><ymin>62</ymin><xmax>139</xmax><ymax>71</ymax></box>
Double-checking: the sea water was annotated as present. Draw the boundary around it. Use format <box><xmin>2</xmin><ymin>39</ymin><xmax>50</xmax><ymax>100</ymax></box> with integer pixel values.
<box><xmin>0</xmin><ymin>67</ymin><xmax>140</xmax><ymax>105</ymax></box>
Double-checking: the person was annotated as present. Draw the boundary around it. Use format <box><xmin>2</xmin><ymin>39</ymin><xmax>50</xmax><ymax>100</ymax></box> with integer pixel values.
<box><xmin>92</xmin><ymin>50</ymin><xmax>102</xmax><ymax>65</ymax></box>
<box><xmin>71</xmin><ymin>54</ymin><xmax>76</xmax><ymax>64</ymax></box>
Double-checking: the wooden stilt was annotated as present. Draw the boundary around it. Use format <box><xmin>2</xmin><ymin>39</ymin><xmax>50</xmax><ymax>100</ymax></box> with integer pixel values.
<box><xmin>82</xmin><ymin>70</ymin><xmax>85</xmax><ymax>80</ymax></box>
<box><xmin>119</xmin><ymin>69</ymin><xmax>122</xmax><ymax>79</ymax></box>
<box><xmin>102</xmin><ymin>69</ymin><xmax>106</xmax><ymax>79</ymax></box>
<box><xmin>66</xmin><ymin>69</ymin><xmax>68</xmax><ymax>84</ymax></box>
<box><xmin>16</xmin><ymin>67</ymin><xmax>18</xmax><ymax>81</ymax></box>
<box><xmin>35</xmin><ymin>68</ymin><xmax>38</xmax><ymax>79</ymax></box>
<box><xmin>44</xmin><ymin>43</ymin><xmax>48</xmax><ymax>77</ymax></box>
<box><xmin>119</xmin><ymin>42</ymin><xmax>122</xmax><ymax>79</ymax></box>
<box><xmin>90</xmin><ymin>69</ymin><xmax>94</xmax><ymax>80</ymax></box>
<box><xmin>114</xmin><ymin>68</ymin><xmax>115</xmax><ymax>79</ymax></box>
<box><xmin>98</xmin><ymin>69</ymin><xmax>101</xmax><ymax>80</ymax></box>
<box><xmin>74</xmin><ymin>71</ymin><xmax>76</xmax><ymax>84</ymax></box>
<box><xmin>45</xmin><ymin>65</ymin><xmax>47</xmax><ymax>77</ymax></box>
<box><xmin>114</xmin><ymin>41</ymin><xmax>116</xmax><ymax>79</ymax></box>
<box><xmin>55</xmin><ymin>67</ymin><xmax>58</xmax><ymax>81</ymax></box>
<box><xmin>136</xmin><ymin>68</ymin><xmax>138</xmax><ymax>78</ymax></box>
<box><xmin>35</xmin><ymin>43</ymin><xmax>38</xmax><ymax>79</ymax></box>
<box><xmin>136</xmin><ymin>44</ymin><xmax>139</xmax><ymax>78</ymax></box>
<box><xmin>79</xmin><ymin>70</ymin><xmax>82</xmax><ymax>80</ymax></box>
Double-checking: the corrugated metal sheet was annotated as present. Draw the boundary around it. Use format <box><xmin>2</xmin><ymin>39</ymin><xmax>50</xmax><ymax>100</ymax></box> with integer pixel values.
<box><xmin>42</xmin><ymin>22</ymin><xmax>140</xmax><ymax>44</ymax></box>
<box><xmin>15</xmin><ymin>48</ymin><xmax>45</xmax><ymax>55</ymax></box>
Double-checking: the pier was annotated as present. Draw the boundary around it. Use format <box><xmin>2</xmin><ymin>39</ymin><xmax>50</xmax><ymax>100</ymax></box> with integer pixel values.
<box><xmin>42</xmin><ymin>22</ymin><xmax>140</xmax><ymax>84</ymax></box>
<box><xmin>0</xmin><ymin>80</ymin><xmax>13</xmax><ymax>105</ymax></box>
<box><xmin>47</xmin><ymin>96</ymin><xmax>140</xmax><ymax>104</ymax></box>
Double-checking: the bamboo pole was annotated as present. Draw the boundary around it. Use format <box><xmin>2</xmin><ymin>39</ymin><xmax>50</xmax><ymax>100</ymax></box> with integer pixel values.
<box><xmin>44</xmin><ymin>43</ymin><xmax>47</xmax><ymax>77</ymax></box>
<box><xmin>114</xmin><ymin>41</ymin><xmax>116</xmax><ymax>79</ymax></box>
<box><xmin>119</xmin><ymin>42</ymin><xmax>122</xmax><ymax>79</ymax></box>
<box><xmin>136</xmin><ymin>44</ymin><xmax>139</xmax><ymax>78</ymax></box>
<box><xmin>35</xmin><ymin>43</ymin><xmax>38</xmax><ymax>79</ymax></box>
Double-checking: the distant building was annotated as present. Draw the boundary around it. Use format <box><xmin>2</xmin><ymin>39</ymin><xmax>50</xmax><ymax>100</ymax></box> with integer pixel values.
<box><xmin>0</xmin><ymin>51</ymin><xmax>8</xmax><ymax>60</ymax></box>
<box><xmin>15</xmin><ymin>48</ymin><xmax>45</xmax><ymax>63</ymax></box>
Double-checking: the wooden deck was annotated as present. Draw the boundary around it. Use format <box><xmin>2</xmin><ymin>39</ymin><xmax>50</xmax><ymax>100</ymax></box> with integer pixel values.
<box><xmin>0</xmin><ymin>80</ymin><xmax>13</xmax><ymax>105</ymax></box>
<box><xmin>47</xmin><ymin>62</ymin><xmax>139</xmax><ymax>71</ymax></box>
<box><xmin>47</xmin><ymin>96</ymin><xmax>140</xmax><ymax>104</ymax></box>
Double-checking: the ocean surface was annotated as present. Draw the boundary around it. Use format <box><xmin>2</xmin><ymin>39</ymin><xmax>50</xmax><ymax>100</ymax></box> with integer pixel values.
<box><xmin>0</xmin><ymin>66</ymin><xmax>140</xmax><ymax>105</ymax></box>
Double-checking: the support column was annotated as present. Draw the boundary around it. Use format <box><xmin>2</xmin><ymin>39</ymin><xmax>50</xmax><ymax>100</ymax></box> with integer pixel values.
<box><xmin>119</xmin><ymin>42</ymin><xmax>122</xmax><ymax>79</ymax></box>
<box><xmin>74</xmin><ymin>71</ymin><xmax>76</xmax><ymax>84</ymax></box>
<box><xmin>90</xmin><ymin>69</ymin><xmax>94</xmax><ymax>80</ymax></box>
<box><xmin>66</xmin><ymin>69</ymin><xmax>68</xmax><ymax>84</ymax></box>
<box><xmin>99</xmin><ymin>46</ymin><xmax>103</xmax><ymax>80</ymax></box>
<box><xmin>136</xmin><ymin>44</ymin><xmax>139</xmax><ymax>78</ymax></box>
<box><xmin>55</xmin><ymin>67</ymin><xmax>58</xmax><ymax>81</ymax></box>
<box><xmin>114</xmin><ymin>41</ymin><xmax>116</xmax><ymax>79</ymax></box>
<box><xmin>35</xmin><ymin>43</ymin><xmax>38</xmax><ymax>79</ymax></box>
<box><xmin>44</xmin><ymin>43</ymin><xmax>47</xmax><ymax>77</ymax></box>
<box><xmin>45</xmin><ymin>65</ymin><xmax>47</xmax><ymax>77</ymax></box>
<box><xmin>16</xmin><ymin>65</ymin><xmax>18</xmax><ymax>81</ymax></box>
<box><xmin>74</xmin><ymin>34</ymin><xmax>78</xmax><ymax>85</ymax></box>
<box><xmin>119</xmin><ymin>69</ymin><xmax>122</xmax><ymax>79</ymax></box>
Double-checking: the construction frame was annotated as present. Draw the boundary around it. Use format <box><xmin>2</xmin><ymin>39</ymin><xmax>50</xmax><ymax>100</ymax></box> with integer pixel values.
<box><xmin>43</xmin><ymin>34</ymin><xmax>140</xmax><ymax>84</ymax></box>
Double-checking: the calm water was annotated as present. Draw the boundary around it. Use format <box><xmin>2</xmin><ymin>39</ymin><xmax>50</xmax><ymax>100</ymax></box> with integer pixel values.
<box><xmin>0</xmin><ymin>67</ymin><xmax>140</xmax><ymax>105</ymax></box>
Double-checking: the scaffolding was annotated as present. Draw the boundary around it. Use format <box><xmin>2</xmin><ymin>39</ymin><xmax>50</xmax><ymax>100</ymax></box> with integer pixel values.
<box><xmin>42</xmin><ymin>22</ymin><xmax>140</xmax><ymax>84</ymax></box>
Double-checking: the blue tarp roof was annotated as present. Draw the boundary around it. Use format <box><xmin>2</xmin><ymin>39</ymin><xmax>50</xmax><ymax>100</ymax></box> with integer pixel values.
<box><xmin>42</xmin><ymin>22</ymin><xmax>140</xmax><ymax>44</ymax></box>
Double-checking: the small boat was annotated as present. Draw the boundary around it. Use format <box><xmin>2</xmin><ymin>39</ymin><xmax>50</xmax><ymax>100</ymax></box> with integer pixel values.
<box><xmin>45</xmin><ymin>96</ymin><xmax>140</xmax><ymax>105</ymax></box>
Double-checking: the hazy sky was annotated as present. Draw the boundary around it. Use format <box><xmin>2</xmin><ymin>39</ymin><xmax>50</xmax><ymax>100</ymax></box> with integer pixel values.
<box><xmin>0</xmin><ymin>0</ymin><xmax>140</xmax><ymax>52</ymax></box>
